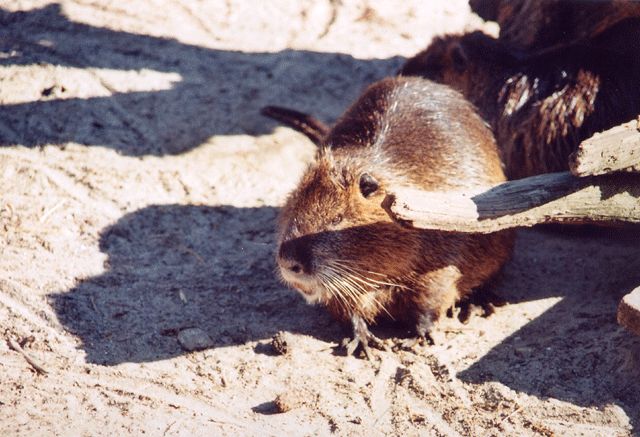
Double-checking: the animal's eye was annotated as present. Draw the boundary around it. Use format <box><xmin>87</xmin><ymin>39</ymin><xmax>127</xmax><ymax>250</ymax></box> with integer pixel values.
<box><xmin>330</xmin><ymin>214</ymin><xmax>343</xmax><ymax>226</ymax></box>
<box><xmin>359</xmin><ymin>173</ymin><xmax>379</xmax><ymax>198</ymax></box>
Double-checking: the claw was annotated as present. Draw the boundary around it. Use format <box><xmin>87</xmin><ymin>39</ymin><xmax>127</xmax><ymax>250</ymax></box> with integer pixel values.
<box><xmin>458</xmin><ymin>288</ymin><xmax>506</xmax><ymax>323</ymax></box>
<box><xmin>394</xmin><ymin>331</ymin><xmax>436</xmax><ymax>352</ymax></box>
<box><xmin>342</xmin><ymin>315</ymin><xmax>388</xmax><ymax>359</ymax></box>
<box><xmin>392</xmin><ymin>312</ymin><xmax>437</xmax><ymax>352</ymax></box>
<box><xmin>409</xmin><ymin>313</ymin><xmax>437</xmax><ymax>348</ymax></box>
<box><xmin>458</xmin><ymin>301</ymin><xmax>472</xmax><ymax>324</ymax></box>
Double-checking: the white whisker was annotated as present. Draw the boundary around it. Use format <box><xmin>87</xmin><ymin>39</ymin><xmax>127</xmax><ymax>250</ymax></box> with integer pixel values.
<box><xmin>318</xmin><ymin>271</ymin><xmax>354</xmax><ymax>314</ymax></box>
<box><xmin>326</xmin><ymin>264</ymin><xmax>395</xmax><ymax>320</ymax></box>
<box><xmin>313</xmin><ymin>259</ymin><xmax>409</xmax><ymax>321</ymax></box>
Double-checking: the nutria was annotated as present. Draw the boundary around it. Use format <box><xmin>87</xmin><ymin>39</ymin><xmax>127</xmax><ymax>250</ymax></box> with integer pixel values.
<box><xmin>266</xmin><ymin>76</ymin><xmax>514</xmax><ymax>358</ymax></box>
<box><xmin>400</xmin><ymin>19</ymin><xmax>640</xmax><ymax>179</ymax></box>
<box><xmin>469</xmin><ymin>0</ymin><xmax>640</xmax><ymax>53</ymax></box>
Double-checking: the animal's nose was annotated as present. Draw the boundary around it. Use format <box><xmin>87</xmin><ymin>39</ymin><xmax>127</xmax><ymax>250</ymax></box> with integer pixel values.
<box><xmin>279</xmin><ymin>257</ymin><xmax>304</xmax><ymax>275</ymax></box>
<box><xmin>278</xmin><ymin>236</ymin><xmax>313</xmax><ymax>275</ymax></box>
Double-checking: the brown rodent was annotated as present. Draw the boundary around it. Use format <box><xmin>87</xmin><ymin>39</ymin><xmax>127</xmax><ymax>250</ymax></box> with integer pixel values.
<box><xmin>470</xmin><ymin>0</ymin><xmax>640</xmax><ymax>53</ymax></box>
<box><xmin>267</xmin><ymin>76</ymin><xmax>514</xmax><ymax>357</ymax></box>
<box><xmin>400</xmin><ymin>20</ymin><xmax>640</xmax><ymax>179</ymax></box>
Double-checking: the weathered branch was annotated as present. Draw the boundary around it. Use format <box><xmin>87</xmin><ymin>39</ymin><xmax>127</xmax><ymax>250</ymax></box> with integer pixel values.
<box><xmin>383</xmin><ymin>172</ymin><xmax>640</xmax><ymax>233</ymax></box>
<box><xmin>569</xmin><ymin>117</ymin><xmax>640</xmax><ymax>176</ymax></box>
<box><xmin>618</xmin><ymin>287</ymin><xmax>640</xmax><ymax>337</ymax></box>
<box><xmin>6</xmin><ymin>335</ymin><xmax>49</xmax><ymax>375</ymax></box>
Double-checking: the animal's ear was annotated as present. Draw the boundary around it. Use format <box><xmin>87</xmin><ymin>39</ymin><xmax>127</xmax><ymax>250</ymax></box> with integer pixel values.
<box><xmin>260</xmin><ymin>105</ymin><xmax>330</xmax><ymax>147</ymax></box>
<box><xmin>359</xmin><ymin>173</ymin><xmax>379</xmax><ymax>198</ymax></box>
<box><xmin>449</xmin><ymin>42</ymin><xmax>469</xmax><ymax>73</ymax></box>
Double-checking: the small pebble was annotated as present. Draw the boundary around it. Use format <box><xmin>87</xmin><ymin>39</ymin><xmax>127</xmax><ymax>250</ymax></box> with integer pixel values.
<box><xmin>274</xmin><ymin>390</ymin><xmax>305</xmax><ymax>413</ymax></box>
<box><xmin>177</xmin><ymin>328</ymin><xmax>214</xmax><ymax>351</ymax></box>
<box><xmin>271</xmin><ymin>331</ymin><xmax>290</xmax><ymax>355</ymax></box>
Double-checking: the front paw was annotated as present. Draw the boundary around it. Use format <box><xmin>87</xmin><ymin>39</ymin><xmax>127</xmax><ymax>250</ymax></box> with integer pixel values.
<box><xmin>395</xmin><ymin>313</ymin><xmax>437</xmax><ymax>351</ymax></box>
<box><xmin>341</xmin><ymin>315</ymin><xmax>388</xmax><ymax>360</ymax></box>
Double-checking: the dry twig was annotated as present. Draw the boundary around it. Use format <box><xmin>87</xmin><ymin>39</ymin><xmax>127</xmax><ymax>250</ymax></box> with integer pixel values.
<box><xmin>6</xmin><ymin>334</ymin><xmax>49</xmax><ymax>375</ymax></box>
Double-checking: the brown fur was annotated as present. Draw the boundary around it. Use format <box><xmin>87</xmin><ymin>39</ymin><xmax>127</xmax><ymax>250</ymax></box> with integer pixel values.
<box><xmin>470</xmin><ymin>0</ymin><xmax>640</xmax><ymax>53</ymax></box>
<box><xmin>400</xmin><ymin>20</ymin><xmax>640</xmax><ymax>179</ymax></box>
<box><xmin>275</xmin><ymin>77</ymin><xmax>513</xmax><ymax>339</ymax></box>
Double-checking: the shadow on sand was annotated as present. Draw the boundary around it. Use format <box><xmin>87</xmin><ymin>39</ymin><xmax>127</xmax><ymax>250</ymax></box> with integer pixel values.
<box><xmin>0</xmin><ymin>4</ymin><xmax>403</xmax><ymax>156</ymax></box>
<box><xmin>49</xmin><ymin>204</ymin><xmax>342</xmax><ymax>365</ymax></box>
<box><xmin>460</xmin><ymin>227</ymin><xmax>640</xmax><ymax>431</ymax></box>
<box><xmin>49</xmin><ymin>205</ymin><xmax>640</xmax><ymax>434</ymax></box>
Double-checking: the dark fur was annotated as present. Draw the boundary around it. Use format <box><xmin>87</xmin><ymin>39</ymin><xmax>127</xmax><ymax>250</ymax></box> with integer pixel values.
<box><xmin>275</xmin><ymin>77</ymin><xmax>513</xmax><ymax>341</ymax></box>
<box><xmin>261</xmin><ymin>105</ymin><xmax>329</xmax><ymax>146</ymax></box>
<box><xmin>400</xmin><ymin>20</ymin><xmax>640</xmax><ymax>179</ymax></box>
<box><xmin>470</xmin><ymin>0</ymin><xmax>640</xmax><ymax>53</ymax></box>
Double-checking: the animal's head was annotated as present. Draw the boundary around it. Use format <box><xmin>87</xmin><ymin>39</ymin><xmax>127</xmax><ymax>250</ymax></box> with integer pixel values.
<box><xmin>275</xmin><ymin>145</ymin><xmax>422</xmax><ymax>311</ymax></box>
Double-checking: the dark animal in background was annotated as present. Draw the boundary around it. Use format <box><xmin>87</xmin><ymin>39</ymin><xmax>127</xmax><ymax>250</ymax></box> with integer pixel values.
<box><xmin>264</xmin><ymin>77</ymin><xmax>513</xmax><ymax>357</ymax></box>
<box><xmin>401</xmin><ymin>18</ymin><xmax>640</xmax><ymax>179</ymax></box>
<box><xmin>470</xmin><ymin>0</ymin><xmax>640</xmax><ymax>53</ymax></box>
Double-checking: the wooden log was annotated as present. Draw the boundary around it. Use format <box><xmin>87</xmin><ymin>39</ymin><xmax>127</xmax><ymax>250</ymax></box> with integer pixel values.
<box><xmin>383</xmin><ymin>172</ymin><xmax>640</xmax><ymax>233</ymax></box>
<box><xmin>569</xmin><ymin>117</ymin><xmax>640</xmax><ymax>176</ymax></box>
<box><xmin>618</xmin><ymin>287</ymin><xmax>640</xmax><ymax>337</ymax></box>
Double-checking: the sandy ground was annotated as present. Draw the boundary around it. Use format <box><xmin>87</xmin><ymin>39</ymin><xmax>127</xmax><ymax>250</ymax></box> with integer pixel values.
<box><xmin>1</xmin><ymin>1</ymin><xmax>640</xmax><ymax>436</ymax></box>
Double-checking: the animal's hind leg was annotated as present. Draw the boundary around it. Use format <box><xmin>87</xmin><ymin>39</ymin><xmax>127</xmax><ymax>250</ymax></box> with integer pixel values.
<box><xmin>456</xmin><ymin>283</ymin><xmax>508</xmax><ymax>324</ymax></box>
